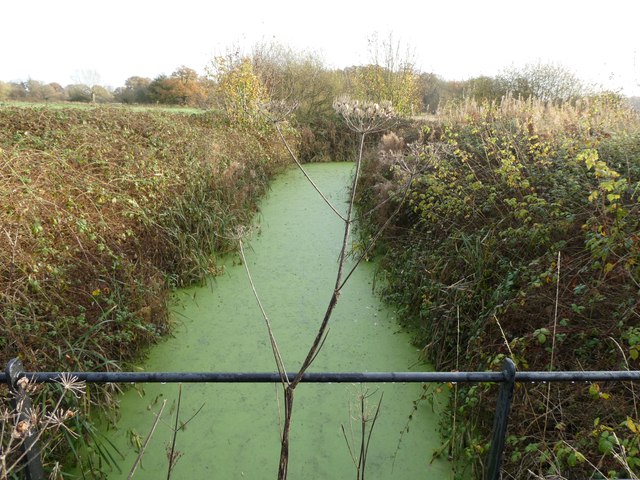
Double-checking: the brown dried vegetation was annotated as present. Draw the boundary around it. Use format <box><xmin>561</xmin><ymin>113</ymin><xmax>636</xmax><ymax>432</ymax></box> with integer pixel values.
<box><xmin>0</xmin><ymin>106</ymin><xmax>290</xmax><ymax>375</ymax></box>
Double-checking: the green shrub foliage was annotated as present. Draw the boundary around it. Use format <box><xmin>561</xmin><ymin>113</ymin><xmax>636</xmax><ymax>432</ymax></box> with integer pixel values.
<box><xmin>0</xmin><ymin>103</ymin><xmax>295</xmax><ymax>475</ymax></box>
<box><xmin>357</xmin><ymin>95</ymin><xmax>640</xmax><ymax>477</ymax></box>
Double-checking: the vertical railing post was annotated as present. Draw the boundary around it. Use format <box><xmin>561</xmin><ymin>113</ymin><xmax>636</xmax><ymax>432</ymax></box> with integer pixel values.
<box><xmin>486</xmin><ymin>357</ymin><xmax>516</xmax><ymax>480</ymax></box>
<box><xmin>5</xmin><ymin>358</ymin><xmax>45</xmax><ymax>480</ymax></box>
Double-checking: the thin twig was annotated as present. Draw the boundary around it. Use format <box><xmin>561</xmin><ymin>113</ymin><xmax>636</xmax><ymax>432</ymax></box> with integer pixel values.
<box><xmin>166</xmin><ymin>385</ymin><xmax>182</xmax><ymax>480</ymax></box>
<box><xmin>338</xmin><ymin>171</ymin><xmax>415</xmax><ymax>291</ymax></box>
<box><xmin>239</xmin><ymin>241</ymin><xmax>290</xmax><ymax>386</ymax></box>
<box><xmin>274</xmin><ymin>122</ymin><xmax>346</xmax><ymax>222</ymax></box>
<box><xmin>358</xmin><ymin>393</ymin><xmax>366</xmax><ymax>477</ymax></box>
<box><xmin>562</xmin><ymin>441</ymin><xmax>607</xmax><ymax>479</ymax></box>
<box><xmin>452</xmin><ymin>307</ymin><xmax>460</xmax><ymax>461</ymax></box>
<box><xmin>274</xmin><ymin>383</ymin><xmax>283</xmax><ymax>437</ymax></box>
<box><xmin>608</xmin><ymin>336</ymin><xmax>639</xmax><ymax>420</ymax></box>
<box><xmin>543</xmin><ymin>252</ymin><xmax>561</xmax><ymax>440</ymax></box>
<box><xmin>494</xmin><ymin>315</ymin><xmax>515</xmax><ymax>359</ymax></box>
<box><xmin>128</xmin><ymin>399</ymin><xmax>167</xmax><ymax>479</ymax></box>
<box><xmin>341</xmin><ymin>390</ymin><xmax>383</xmax><ymax>480</ymax></box>
<box><xmin>179</xmin><ymin>403</ymin><xmax>206</xmax><ymax>429</ymax></box>
<box><xmin>341</xmin><ymin>423</ymin><xmax>357</xmax><ymax>465</ymax></box>
<box><xmin>308</xmin><ymin>328</ymin><xmax>331</xmax><ymax>366</ymax></box>
<box><xmin>361</xmin><ymin>392</ymin><xmax>383</xmax><ymax>479</ymax></box>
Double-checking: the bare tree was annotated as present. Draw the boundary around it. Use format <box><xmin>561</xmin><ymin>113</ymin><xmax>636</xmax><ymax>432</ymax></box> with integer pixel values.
<box><xmin>345</xmin><ymin>33</ymin><xmax>421</xmax><ymax>115</ymax></box>
<box><xmin>498</xmin><ymin>62</ymin><xmax>586</xmax><ymax>103</ymax></box>
<box><xmin>73</xmin><ymin>69</ymin><xmax>102</xmax><ymax>103</ymax></box>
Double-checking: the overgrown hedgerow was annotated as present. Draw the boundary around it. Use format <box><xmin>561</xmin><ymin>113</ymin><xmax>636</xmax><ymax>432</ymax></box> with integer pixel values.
<box><xmin>357</xmin><ymin>95</ymin><xmax>640</xmax><ymax>478</ymax></box>
<box><xmin>0</xmin><ymin>105</ymin><xmax>296</xmax><ymax>475</ymax></box>
<box><xmin>0</xmin><ymin>106</ymin><xmax>292</xmax><ymax>372</ymax></box>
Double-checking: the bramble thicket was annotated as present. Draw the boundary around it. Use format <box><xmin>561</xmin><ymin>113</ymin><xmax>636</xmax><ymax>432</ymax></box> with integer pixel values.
<box><xmin>1</xmin><ymin>45</ymin><xmax>640</xmax><ymax>478</ymax></box>
<box><xmin>357</xmin><ymin>94</ymin><xmax>640</xmax><ymax>478</ymax></box>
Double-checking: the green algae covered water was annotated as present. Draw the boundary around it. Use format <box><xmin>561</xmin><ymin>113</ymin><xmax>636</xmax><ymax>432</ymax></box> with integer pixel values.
<box><xmin>101</xmin><ymin>163</ymin><xmax>452</xmax><ymax>479</ymax></box>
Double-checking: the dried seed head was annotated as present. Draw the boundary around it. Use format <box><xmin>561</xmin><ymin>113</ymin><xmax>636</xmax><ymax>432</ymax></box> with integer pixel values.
<box><xmin>16</xmin><ymin>377</ymin><xmax>29</xmax><ymax>390</ymax></box>
<box><xmin>57</xmin><ymin>372</ymin><xmax>85</xmax><ymax>399</ymax></box>
<box><xmin>260</xmin><ymin>100</ymin><xmax>298</xmax><ymax>122</ymax></box>
<box><xmin>44</xmin><ymin>409</ymin><xmax>80</xmax><ymax>437</ymax></box>
<box><xmin>12</xmin><ymin>420</ymin><xmax>31</xmax><ymax>438</ymax></box>
<box><xmin>49</xmin><ymin>461</ymin><xmax>62</xmax><ymax>480</ymax></box>
<box><xmin>0</xmin><ymin>408</ymin><xmax>10</xmax><ymax>423</ymax></box>
<box><xmin>27</xmin><ymin>407</ymin><xmax>40</xmax><ymax>426</ymax></box>
<box><xmin>333</xmin><ymin>95</ymin><xmax>396</xmax><ymax>134</ymax></box>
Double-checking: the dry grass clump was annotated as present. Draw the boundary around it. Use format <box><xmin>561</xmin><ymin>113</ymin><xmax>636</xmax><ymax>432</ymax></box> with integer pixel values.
<box><xmin>0</xmin><ymin>106</ymin><xmax>289</xmax><ymax>375</ymax></box>
<box><xmin>438</xmin><ymin>93</ymin><xmax>637</xmax><ymax>139</ymax></box>
<box><xmin>379</xmin><ymin>132</ymin><xmax>404</xmax><ymax>153</ymax></box>
<box><xmin>357</xmin><ymin>95</ymin><xmax>640</xmax><ymax>478</ymax></box>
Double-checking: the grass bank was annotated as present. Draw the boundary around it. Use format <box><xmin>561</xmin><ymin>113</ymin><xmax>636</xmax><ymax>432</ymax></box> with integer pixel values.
<box><xmin>357</xmin><ymin>95</ymin><xmax>640</xmax><ymax>478</ymax></box>
<box><xmin>0</xmin><ymin>100</ymin><xmax>203</xmax><ymax>114</ymax></box>
<box><xmin>0</xmin><ymin>105</ymin><xmax>292</xmax><ymax>474</ymax></box>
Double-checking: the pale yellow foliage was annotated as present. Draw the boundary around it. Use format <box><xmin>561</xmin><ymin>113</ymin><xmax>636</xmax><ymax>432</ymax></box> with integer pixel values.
<box><xmin>210</xmin><ymin>57</ymin><xmax>269</xmax><ymax>124</ymax></box>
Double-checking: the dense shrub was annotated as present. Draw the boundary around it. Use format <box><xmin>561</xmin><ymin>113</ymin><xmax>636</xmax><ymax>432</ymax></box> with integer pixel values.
<box><xmin>357</xmin><ymin>95</ymin><xmax>640</xmax><ymax>478</ymax></box>
<box><xmin>0</xmin><ymin>105</ymin><xmax>293</xmax><ymax>473</ymax></box>
<box><xmin>0</xmin><ymin>106</ymin><xmax>290</xmax><ymax>372</ymax></box>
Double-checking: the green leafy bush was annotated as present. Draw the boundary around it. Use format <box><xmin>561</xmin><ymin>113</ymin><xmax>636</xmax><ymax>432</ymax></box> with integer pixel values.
<box><xmin>357</xmin><ymin>95</ymin><xmax>640</xmax><ymax>478</ymax></box>
<box><xmin>0</xmin><ymin>106</ymin><xmax>292</xmax><ymax>370</ymax></box>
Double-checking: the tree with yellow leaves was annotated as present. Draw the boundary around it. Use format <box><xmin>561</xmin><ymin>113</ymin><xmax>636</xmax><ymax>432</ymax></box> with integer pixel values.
<box><xmin>208</xmin><ymin>56</ymin><xmax>269</xmax><ymax>124</ymax></box>
<box><xmin>344</xmin><ymin>33</ymin><xmax>421</xmax><ymax>116</ymax></box>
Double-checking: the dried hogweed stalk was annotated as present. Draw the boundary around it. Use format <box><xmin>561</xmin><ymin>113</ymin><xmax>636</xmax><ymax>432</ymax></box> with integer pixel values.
<box><xmin>260</xmin><ymin>100</ymin><xmax>299</xmax><ymax>123</ymax></box>
<box><xmin>333</xmin><ymin>96</ymin><xmax>396</xmax><ymax>133</ymax></box>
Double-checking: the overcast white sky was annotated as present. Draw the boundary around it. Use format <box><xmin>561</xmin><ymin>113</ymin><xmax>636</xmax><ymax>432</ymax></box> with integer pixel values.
<box><xmin>2</xmin><ymin>0</ymin><xmax>639</xmax><ymax>95</ymax></box>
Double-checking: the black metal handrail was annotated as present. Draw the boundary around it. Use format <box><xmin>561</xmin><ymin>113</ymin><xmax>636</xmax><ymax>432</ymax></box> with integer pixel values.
<box><xmin>4</xmin><ymin>369</ymin><xmax>640</xmax><ymax>384</ymax></box>
<box><xmin>4</xmin><ymin>357</ymin><xmax>639</xmax><ymax>480</ymax></box>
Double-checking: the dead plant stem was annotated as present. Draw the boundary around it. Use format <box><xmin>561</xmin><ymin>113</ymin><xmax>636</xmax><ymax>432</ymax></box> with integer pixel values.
<box><xmin>128</xmin><ymin>399</ymin><xmax>167</xmax><ymax>479</ymax></box>
<box><xmin>543</xmin><ymin>252</ymin><xmax>561</xmax><ymax>441</ymax></box>
<box><xmin>239</xmin><ymin>241</ymin><xmax>289</xmax><ymax>386</ymax></box>
<box><xmin>274</xmin><ymin>122</ymin><xmax>346</xmax><ymax>222</ymax></box>
<box><xmin>292</xmin><ymin>132</ymin><xmax>366</xmax><ymax>387</ymax></box>
<box><xmin>166</xmin><ymin>385</ymin><xmax>183</xmax><ymax>480</ymax></box>
<box><xmin>276</xmin><ymin>132</ymin><xmax>366</xmax><ymax>480</ymax></box>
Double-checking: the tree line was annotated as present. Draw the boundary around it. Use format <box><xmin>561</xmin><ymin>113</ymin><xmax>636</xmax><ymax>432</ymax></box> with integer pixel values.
<box><xmin>0</xmin><ymin>66</ymin><xmax>207</xmax><ymax>106</ymax></box>
<box><xmin>0</xmin><ymin>40</ymin><xmax>598</xmax><ymax>114</ymax></box>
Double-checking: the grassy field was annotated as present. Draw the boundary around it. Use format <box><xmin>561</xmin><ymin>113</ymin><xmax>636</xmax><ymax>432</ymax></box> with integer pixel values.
<box><xmin>0</xmin><ymin>100</ymin><xmax>204</xmax><ymax>114</ymax></box>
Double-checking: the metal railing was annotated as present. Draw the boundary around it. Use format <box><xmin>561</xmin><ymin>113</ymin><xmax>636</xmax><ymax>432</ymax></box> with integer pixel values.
<box><xmin>4</xmin><ymin>357</ymin><xmax>640</xmax><ymax>480</ymax></box>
